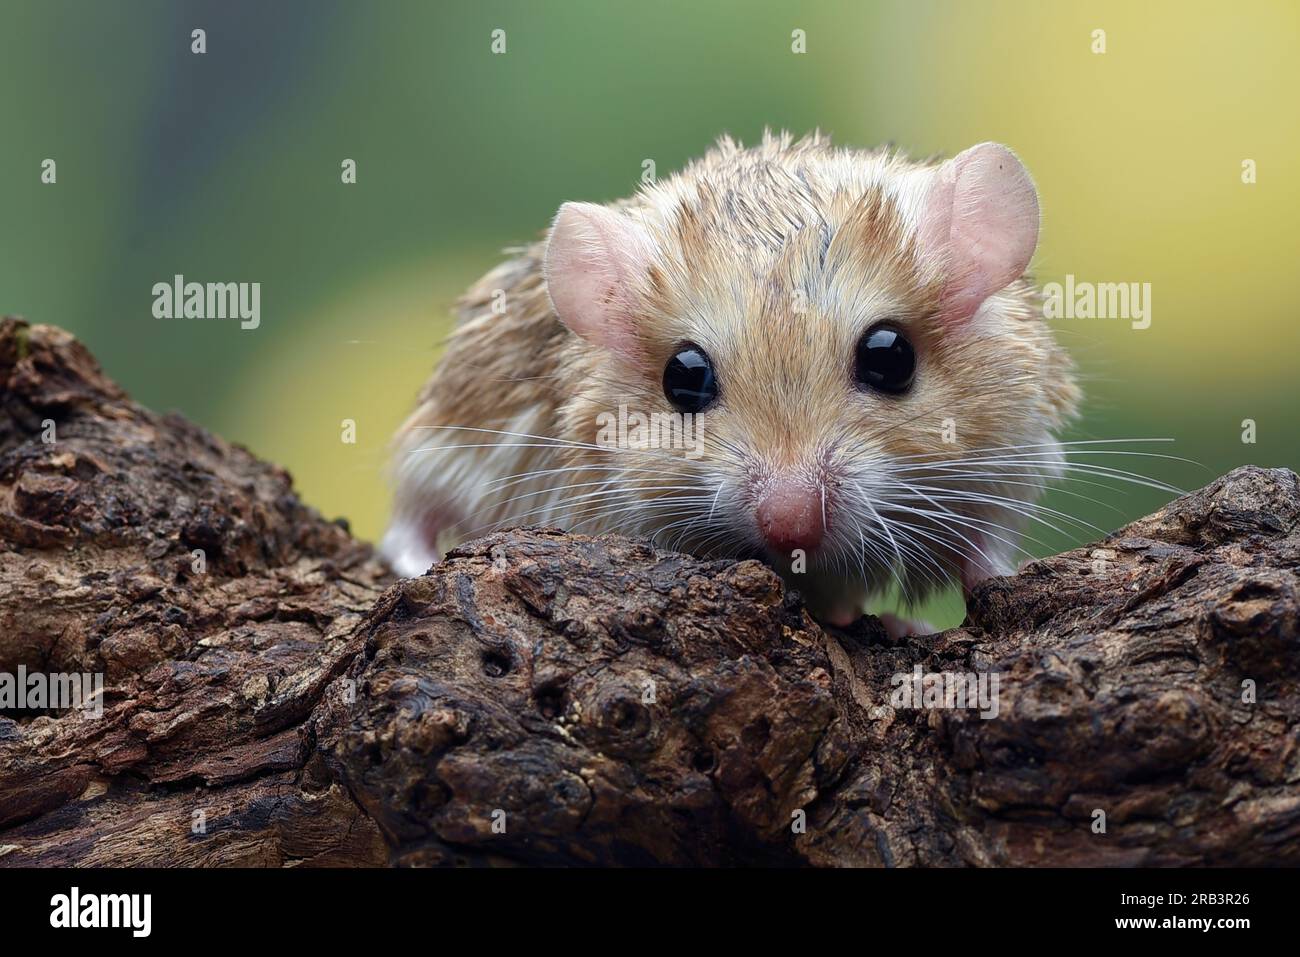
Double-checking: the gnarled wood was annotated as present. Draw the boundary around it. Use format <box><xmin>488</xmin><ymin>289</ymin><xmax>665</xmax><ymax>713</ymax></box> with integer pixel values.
<box><xmin>1</xmin><ymin>316</ymin><xmax>1296</xmax><ymax>866</ymax></box>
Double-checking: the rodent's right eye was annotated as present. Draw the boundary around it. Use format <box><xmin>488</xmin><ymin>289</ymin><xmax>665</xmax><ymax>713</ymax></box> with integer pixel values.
<box><xmin>662</xmin><ymin>344</ymin><xmax>718</xmax><ymax>413</ymax></box>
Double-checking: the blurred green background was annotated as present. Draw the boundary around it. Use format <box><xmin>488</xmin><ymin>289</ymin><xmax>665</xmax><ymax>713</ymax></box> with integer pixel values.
<box><xmin>2</xmin><ymin>0</ymin><xmax>1296</xmax><ymax>624</ymax></box>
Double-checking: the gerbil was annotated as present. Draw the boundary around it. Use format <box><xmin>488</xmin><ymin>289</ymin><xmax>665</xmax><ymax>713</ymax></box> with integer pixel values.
<box><xmin>382</xmin><ymin>131</ymin><xmax>1079</xmax><ymax>631</ymax></box>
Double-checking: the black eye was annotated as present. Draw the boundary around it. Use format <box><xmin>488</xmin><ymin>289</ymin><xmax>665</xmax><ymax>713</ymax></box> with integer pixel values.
<box><xmin>854</xmin><ymin>325</ymin><xmax>916</xmax><ymax>394</ymax></box>
<box><xmin>662</xmin><ymin>343</ymin><xmax>718</xmax><ymax>413</ymax></box>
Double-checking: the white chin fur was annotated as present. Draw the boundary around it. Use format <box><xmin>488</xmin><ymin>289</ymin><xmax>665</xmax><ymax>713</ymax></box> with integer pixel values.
<box><xmin>379</xmin><ymin>520</ymin><xmax>439</xmax><ymax>578</ymax></box>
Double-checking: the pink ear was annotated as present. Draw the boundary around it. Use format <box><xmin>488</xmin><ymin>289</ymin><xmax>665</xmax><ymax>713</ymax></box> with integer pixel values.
<box><xmin>543</xmin><ymin>201</ymin><xmax>653</xmax><ymax>361</ymax></box>
<box><xmin>918</xmin><ymin>143</ymin><xmax>1040</xmax><ymax>323</ymax></box>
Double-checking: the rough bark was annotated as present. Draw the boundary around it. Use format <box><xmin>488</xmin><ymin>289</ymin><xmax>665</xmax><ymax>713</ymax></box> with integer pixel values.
<box><xmin>1</xmin><ymin>316</ymin><xmax>1296</xmax><ymax>867</ymax></box>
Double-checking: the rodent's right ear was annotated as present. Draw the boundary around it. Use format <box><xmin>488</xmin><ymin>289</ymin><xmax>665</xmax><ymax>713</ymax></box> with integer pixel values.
<box><xmin>543</xmin><ymin>202</ymin><xmax>653</xmax><ymax>362</ymax></box>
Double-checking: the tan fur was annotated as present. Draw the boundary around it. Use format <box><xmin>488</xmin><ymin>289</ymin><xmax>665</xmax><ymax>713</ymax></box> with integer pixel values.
<box><xmin>384</xmin><ymin>131</ymin><xmax>1080</xmax><ymax>620</ymax></box>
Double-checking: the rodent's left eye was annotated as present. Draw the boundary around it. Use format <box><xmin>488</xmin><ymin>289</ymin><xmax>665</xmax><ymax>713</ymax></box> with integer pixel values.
<box><xmin>662</xmin><ymin>343</ymin><xmax>718</xmax><ymax>413</ymax></box>
<box><xmin>854</xmin><ymin>325</ymin><xmax>916</xmax><ymax>395</ymax></box>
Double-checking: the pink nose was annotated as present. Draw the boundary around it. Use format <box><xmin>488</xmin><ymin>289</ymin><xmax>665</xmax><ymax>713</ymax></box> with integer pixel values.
<box><xmin>756</xmin><ymin>479</ymin><xmax>825</xmax><ymax>554</ymax></box>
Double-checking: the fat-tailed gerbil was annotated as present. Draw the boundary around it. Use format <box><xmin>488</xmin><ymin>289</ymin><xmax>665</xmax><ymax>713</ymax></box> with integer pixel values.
<box><xmin>382</xmin><ymin>130</ymin><xmax>1080</xmax><ymax>630</ymax></box>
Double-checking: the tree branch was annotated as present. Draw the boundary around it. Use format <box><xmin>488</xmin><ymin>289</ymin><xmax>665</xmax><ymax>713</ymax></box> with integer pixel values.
<box><xmin>2</xmin><ymin>317</ymin><xmax>1296</xmax><ymax>866</ymax></box>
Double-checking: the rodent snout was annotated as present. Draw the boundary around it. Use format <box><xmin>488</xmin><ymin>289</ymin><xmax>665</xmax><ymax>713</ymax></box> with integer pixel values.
<box><xmin>755</xmin><ymin>477</ymin><xmax>826</xmax><ymax>555</ymax></box>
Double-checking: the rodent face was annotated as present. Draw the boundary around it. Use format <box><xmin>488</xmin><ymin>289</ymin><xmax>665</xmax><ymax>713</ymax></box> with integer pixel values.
<box><xmin>544</xmin><ymin>136</ymin><xmax>1079</xmax><ymax>612</ymax></box>
<box><xmin>560</xmin><ymin>233</ymin><xmax>1072</xmax><ymax>601</ymax></box>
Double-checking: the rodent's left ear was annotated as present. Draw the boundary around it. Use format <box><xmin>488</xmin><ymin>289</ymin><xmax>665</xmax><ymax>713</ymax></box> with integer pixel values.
<box><xmin>918</xmin><ymin>143</ymin><xmax>1040</xmax><ymax>324</ymax></box>
<box><xmin>544</xmin><ymin>201</ymin><xmax>653</xmax><ymax>362</ymax></box>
